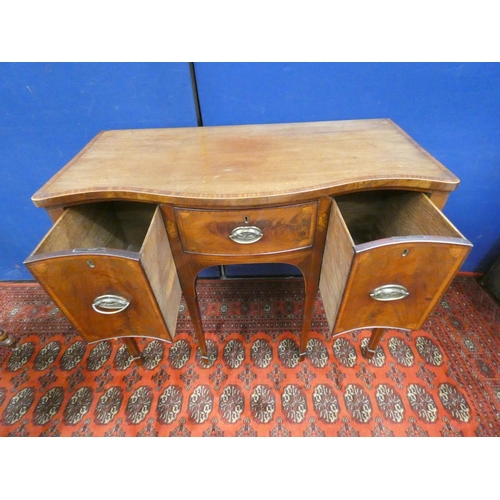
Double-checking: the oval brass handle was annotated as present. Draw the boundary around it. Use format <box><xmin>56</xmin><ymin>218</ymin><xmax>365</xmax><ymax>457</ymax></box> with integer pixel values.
<box><xmin>369</xmin><ymin>284</ymin><xmax>409</xmax><ymax>301</ymax></box>
<box><xmin>92</xmin><ymin>294</ymin><xmax>130</xmax><ymax>314</ymax></box>
<box><xmin>229</xmin><ymin>226</ymin><xmax>264</xmax><ymax>244</ymax></box>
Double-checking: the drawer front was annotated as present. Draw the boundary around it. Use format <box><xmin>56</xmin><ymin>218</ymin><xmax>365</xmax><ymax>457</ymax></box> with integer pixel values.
<box><xmin>26</xmin><ymin>253</ymin><xmax>174</xmax><ymax>343</ymax></box>
<box><xmin>25</xmin><ymin>204</ymin><xmax>180</xmax><ymax>344</ymax></box>
<box><xmin>333</xmin><ymin>239</ymin><xmax>471</xmax><ymax>333</ymax></box>
<box><xmin>174</xmin><ymin>202</ymin><xmax>317</xmax><ymax>256</ymax></box>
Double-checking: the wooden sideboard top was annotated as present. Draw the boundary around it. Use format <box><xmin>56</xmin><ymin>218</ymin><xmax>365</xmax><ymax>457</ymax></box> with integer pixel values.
<box><xmin>32</xmin><ymin>119</ymin><xmax>459</xmax><ymax>208</ymax></box>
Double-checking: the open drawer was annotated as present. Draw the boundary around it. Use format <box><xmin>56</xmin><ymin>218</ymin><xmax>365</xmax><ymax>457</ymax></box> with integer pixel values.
<box><xmin>319</xmin><ymin>191</ymin><xmax>472</xmax><ymax>334</ymax></box>
<box><xmin>24</xmin><ymin>202</ymin><xmax>181</xmax><ymax>344</ymax></box>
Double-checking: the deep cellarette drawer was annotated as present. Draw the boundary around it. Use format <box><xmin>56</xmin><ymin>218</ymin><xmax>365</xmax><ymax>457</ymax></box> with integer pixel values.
<box><xmin>319</xmin><ymin>190</ymin><xmax>472</xmax><ymax>334</ymax></box>
<box><xmin>24</xmin><ymin>202</ymin><xmax>181</xmax><ymax>344</ymax></box>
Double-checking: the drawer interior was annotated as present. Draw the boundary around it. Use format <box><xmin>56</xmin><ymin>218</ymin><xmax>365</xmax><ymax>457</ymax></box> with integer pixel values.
<box><xmin>334</xmin><ymin>190</ymin><xmax>462</xmax><ymax>245</ymax></box>
<box><xmin>34</xmin><ymin>202</ymin><xmax>157</xmax><ymax>255</ymax></box>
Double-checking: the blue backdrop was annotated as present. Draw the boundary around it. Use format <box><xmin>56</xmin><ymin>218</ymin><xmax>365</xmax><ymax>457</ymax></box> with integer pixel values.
<box><xmin>1</xmin><ymin>62</ymin><xmax>498</xmax><ymax>280</ymax></box>
<box><xmin>0</xmin><ymin>62</ymin><xmax>198</xmax><ymax>280</ymax></box>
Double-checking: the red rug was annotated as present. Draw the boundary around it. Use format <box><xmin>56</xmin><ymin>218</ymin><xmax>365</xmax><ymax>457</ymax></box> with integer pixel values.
<box><xmin>0</xmin><ymin>276</ymin><xmax>498</xmax><ymax>436</ymax></box>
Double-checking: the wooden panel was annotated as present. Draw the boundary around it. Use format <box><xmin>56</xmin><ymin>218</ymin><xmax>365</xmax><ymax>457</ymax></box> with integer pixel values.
<box><xmin>162</xmin><ymin>197</ymin><xmax>333</xmax><ymax>360</ymax></box>
<box><xmin>25</xmin><ymin>202</ymin><xmax>176</xmax><ymax>344</ymax></box>
<box><xmin>319</xmin><ymin>201</ymin><xmax>355</xmax><ymax>332</ymax></box>
<box><xmin>374</xmin><ymin>193</ymin><xmax>464</xmax><ymax>240</ymax></box>
<box><xmin>33</xmin><ymin>202</ymin><xmax>155</xmax><ymax>256</ymax></box>
<box><xmin>34</xmin><ymin>205</ymin><xmax>122</xmax><ymax>254</ymax></box>
<box><xmin>46</xmin><ymin>207</ymin><xmax>65</xmax><ymax>223</ymax></box>
<box><xmin>25</xmin><ymin>254</ymin><xmax>173</xmax><ymax>343</ymax></box>
<box><xmin>141</xmin><ymin>207</ymin><xmax>181</xmax><ymax>339</ymax></box>
<box><xmin>31</xmin><ymin>119</ymin><xmax>459</xmax><ymax>209</ymax></box>
<box><xmin>335</xmin><ymin>191</ymin><xmax>463</xmax><ymax>245</ymax></box>
<box><xmin>334</xmin><ymin>240</ymin><xmax>472</xmax><ymax>333</ymax></box>
<box><xmin>174</xmin><ymin>202</ymin><xmax>317</xmax><ymax>256</ymax></box>
<box><xmin>428</xmin><ymin>190</ymin><xmax>450</xmax><ymax>210</ymax></box>
<box><xmin>331</xmin><ymin>191</ymin><xmax>472</xmax><ymax>334</ymax></box>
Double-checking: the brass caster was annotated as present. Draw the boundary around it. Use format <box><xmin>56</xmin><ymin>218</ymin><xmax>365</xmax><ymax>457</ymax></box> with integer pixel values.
<box><xmin>0</xmin><ymin>329</ymin><xmax>16</xmax><ymax>348</ymax></box>
<box><xmin>362</xmin><ymin>346</ymin><xmax>377</xmax><ymax>360</ymax></box>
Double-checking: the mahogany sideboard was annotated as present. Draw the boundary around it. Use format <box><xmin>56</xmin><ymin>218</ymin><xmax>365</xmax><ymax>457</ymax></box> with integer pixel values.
<box><xmin>24</xmin><ymin>119</ymin><xmax>472</xmax><ymax>364</ymax></box>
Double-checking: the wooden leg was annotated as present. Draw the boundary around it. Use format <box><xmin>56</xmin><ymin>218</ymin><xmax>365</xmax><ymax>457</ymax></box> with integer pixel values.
<box><xmin>297</xmin><ymin>197</ymin><xmax>333</xmax><ymax>362</ymax></box>
<box><xmin>183</xmin><ymin>292</ymin><xmax>208</xmax><ymax>360</ymax></box>
<box><xmin>362</xmin><ymin>328</ymin><xmax>385</xmax><ymax>359</ymax></box>
<box><xmin>123</xmin><ymin>338</ymin><xmax>144</xmax><ymax>366</ymax></box>
<box><xmin>160</xmin><ymin>205</ymin><xmax>208</xmax><ymax>361</ymax></box>
<box><xmin>299</xmin><ymin>286</ymin><xmax>316</xmax><ymax>361</ymax></box>
<box><xmin>172</xmin><ymin>260</ymin><xmax>208</xmax><ymax>360</ymax></box>
<box><xmin>298</xmin><ymin>266</ymin><xmax>324</xmax><ymax>362</ymax></box>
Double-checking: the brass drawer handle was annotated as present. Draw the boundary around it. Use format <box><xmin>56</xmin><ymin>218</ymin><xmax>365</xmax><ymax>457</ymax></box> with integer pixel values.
<box><xmin>92</xmin><ymin>294</ymin><xmax>130</xmax><ymax>314</ymax></box>
<box><xmin>229</xmin><ymin>226</ymin><xmax>264</xmax><ymax>244</ymax></box>
<box><xmin>370</xmin><ymin>284</ymin><xmax>409</xmax><ymax>301</ymax></box>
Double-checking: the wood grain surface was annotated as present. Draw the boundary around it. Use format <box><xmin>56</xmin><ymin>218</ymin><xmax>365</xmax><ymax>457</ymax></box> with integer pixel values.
<box><xmin>175</xmin><ymin>202</ymin><xmax>317</xmax><ymax>256</ymax></box>
<box><xmin>24</xmin><ymin>203</ymin><xmax>176</xmax><ymax>344</ymax></box>
<box><xmin>32</xmin><ymin>119</ymin><xmax>459</xmax><ymax>209</ymax></box>
<box><xmin>26</xmin><ymin>119</ymin><xmax>471</xmax><ymax>364</ymax></box>
<box><xmin>325</xmin><ymin>193</ymin><xmax>472</xmax><ymax>334</ymax></box>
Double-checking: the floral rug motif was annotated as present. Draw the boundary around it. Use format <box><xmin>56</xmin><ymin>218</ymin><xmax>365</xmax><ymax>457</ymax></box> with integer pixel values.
<box><xmin>0</xmin><ymin>276</ymin><xmax>499</xmax><ymax>436</ymax></box>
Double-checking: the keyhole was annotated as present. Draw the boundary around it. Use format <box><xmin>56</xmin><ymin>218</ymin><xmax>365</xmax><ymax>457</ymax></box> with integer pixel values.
<box><xmin>87</xmin><ymin>260</ymin><xmax>95</xmax><ymax>268</ymax></box>
<box><xmin>244</xmin><ymin>216</ymin><xmax>249</xmax><ymax>224</ymax></box>
<box><xmin>402</xmin><ymin>249</ymin><xmax>409</xmax><ymax>257</ymax></box>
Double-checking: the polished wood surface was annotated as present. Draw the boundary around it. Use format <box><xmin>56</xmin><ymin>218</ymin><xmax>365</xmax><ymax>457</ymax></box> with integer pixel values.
<box><xmin>333</xmin><ymin>240</ymin><xmax>471</xmax><ymax>333</ymax></box>
<box><xmin>25</xmin><ymin>203</ymin><xmax>176</xmax><ymax>345</ymax></box>
<box><xmin>318</xmin><ymin>202</ymin><xmax>355</xmax><ymax>330</ymax></box>
<box><xmin>161</xmin><ymin>197</ymin><xmax>332</xmax><ymax>359</ymax></box>
<box><xmin>141</xmin><ymin>207</ymin><xmax>182</xmax><ymax>338</ymax></box>
<box><xmin>175</xmin><ymin>202</ymin><xmax>317</xmax><ymax>256</ymax></box>
<box><xmin>335</xmin><ymin>190</ymin><xmax>463</xmax><ymax>245</ymax></box>
<box><xmin>32</xmin><ymin>119</ymin><xmax>459</xmax><ymax>209</ymax></box>
<box><xmin>33</xmin><ymin>201</ymin><xmax>156</xmax><ymax>255</ymax></box>
<box><xmin>327</xmin><ymin>193</ymin><xmax>472</xmax><ymax>334</ymax></box>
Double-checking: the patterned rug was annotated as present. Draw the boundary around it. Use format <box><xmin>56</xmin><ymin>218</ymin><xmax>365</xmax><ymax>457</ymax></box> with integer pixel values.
<box><xmin>0</xmin><ymin>276</ymin><xmax>499</xmax><ymax>437</ymax></box>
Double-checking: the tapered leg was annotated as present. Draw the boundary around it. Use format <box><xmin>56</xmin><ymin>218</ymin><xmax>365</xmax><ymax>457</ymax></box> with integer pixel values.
<box><xmin>298</xmin><ymin>198</ymin><xmax>333</xmax><ymax>362</ymax></box>
<box><xmin>362</xmin><ymin>328</ymin><xmax>385</xmax><ymax>359</ymax></box>
<box><xmin>179</xmin><ymin>269</ymin><xmax>208</xmax><ymax>360</ymax></box>
<box><xmin>160</xmin><ymin>204</ymin><xmax>208</xmax><ymax>360</ymax></box>
<box><xmin>299</xmin><ymin>285</ymin><xmax>317</xmax><ymax>361</ymax></box>
<box><xmin>183</xmin><ymin>292</ymin><xmax>208</xmax><ymax>359</ymax></box>
<box><xmin>123</xmin><ymin>337</ymin><xmax>144</xmax><ymax>366</ymax></box>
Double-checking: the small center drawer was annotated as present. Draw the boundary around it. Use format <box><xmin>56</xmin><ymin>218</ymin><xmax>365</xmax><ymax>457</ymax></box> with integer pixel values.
<box><xmin>24</xmin><ymin>202</ymin><xmax>181</xmax><ymax>344</ymax></box>
<box><xmin>174</xmin><ymin>202</ymin><xmax>318</xmax><ymax>256</ymax></box>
